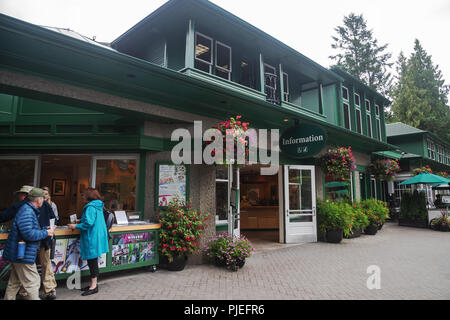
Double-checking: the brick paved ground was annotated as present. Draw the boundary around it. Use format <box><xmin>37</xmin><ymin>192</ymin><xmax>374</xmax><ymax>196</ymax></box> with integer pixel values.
<box><xmin>7</xmin><ymin>222</ymin><xmax>450</xmax><ymax>300</ymax></box>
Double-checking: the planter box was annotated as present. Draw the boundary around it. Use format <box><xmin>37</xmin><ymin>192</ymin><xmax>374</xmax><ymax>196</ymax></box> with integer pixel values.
<box><xmin>398</xmin><ymin>219</ymin><xmax>428</xmax><ymax>229</ymax></box>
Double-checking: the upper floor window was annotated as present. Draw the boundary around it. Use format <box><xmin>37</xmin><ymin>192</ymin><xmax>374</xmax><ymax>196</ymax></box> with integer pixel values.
<box><xmin>355</xmin><ymin>108</ymin><xmax>362</xmax><ymax>134</ymax></box>
<box><xmin>283</xmin><ymin>72</ymin><xmax>289</xmax><ymax>102</ymax></box>
<box><xmin>365</xmin><ymin>99</ymin><xmax>371</xmax><ymax>113</ymax></box>
<box><xmin>354</xmin><ymin>93</ymin><xmax>361</xmax><ymax>107</ymax></box>
<box><xmin>195</xmin><ymin>32</ymin><xmax>232</xmax><ymax>81</ymax></box>
<box><xmin>343</xmin><ymin>102</ymin><xmax>351</xmax><ymax>130</ymax></box>
<box><xmin>215</xmin><ymin>41</ymin><xmax>232</xmax><ymax>80</ymax></box>
<box><xmin>427</xmin><ymin>139</ymin><xmax>435</xmax><ymax>160</ymax></box>
<box><xmin>367</xmin><ymin>114</ymin><xmax>373</xmax><ymax>138</ymax></box>
<box><xmin>375</xmin><ymin>104</ymin><xmax>380</xmax><ymax>116</ymax></box>
<box><xmin>264</xmin><ymin>64</ymin><xmax>279</xmax><ymax>104</ymax></box>
<box><xmin>195</xmin><ymin>33</ymin><xmax>213</xmax><ymax>73</ymax></box>
<box><xmin>342</xmin><ymin>86</ymin><xmax>349</xmax><ymax>101</ymax></box>
<box><xmin>376</xmin><ymin>118</ymin><xmax>382</xmax><ymax>141</ymax></box>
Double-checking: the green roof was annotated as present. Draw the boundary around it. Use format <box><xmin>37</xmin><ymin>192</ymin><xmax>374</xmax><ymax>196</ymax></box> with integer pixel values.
<box><xmin>386</xmin><ymin>122</ymin><xmax>426</xmax><ymax>137</ymax></box>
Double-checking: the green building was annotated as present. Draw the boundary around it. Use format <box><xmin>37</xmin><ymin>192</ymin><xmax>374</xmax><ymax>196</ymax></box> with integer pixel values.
<box><xmin>1</xmin><ymin>0</ymin><xmax>405</xmax><ymax>251</ymax></box>
<box><xmin>386</xmin><ymin>122</ymin><xmax>450</xmax><ymax>207</ymax></box>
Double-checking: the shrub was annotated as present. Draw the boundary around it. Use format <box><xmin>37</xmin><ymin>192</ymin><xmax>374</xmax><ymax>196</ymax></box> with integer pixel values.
<box><xmin>159</xmin><ymin>198</ymin><xmax>210</xmax><ymax>262</ymax></box>
<box><xmin>399</xmin><ymin>191</ymin><xmax>427</xmax><ymax>221</ymax></box>
<box><xmin>317</xmin><ymin>200</ymin><xmax>354</xmax><ymax>237</ymax></box>
<box><xmin>360</xmin><ymin>199</ymin><xmax>389</xmax><ymax>226</ymax></box>
<box><xmin>351</xmin><ymin>202</ymin><xmax>370</xmax><ymax>231</ymax></box>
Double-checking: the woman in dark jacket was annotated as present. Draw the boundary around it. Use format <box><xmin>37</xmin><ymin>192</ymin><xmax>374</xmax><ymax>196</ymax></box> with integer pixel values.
<box><xmin>68</xmin><ymin>188</ymin><xmax>109</xmax><ymax>296</ymax></box>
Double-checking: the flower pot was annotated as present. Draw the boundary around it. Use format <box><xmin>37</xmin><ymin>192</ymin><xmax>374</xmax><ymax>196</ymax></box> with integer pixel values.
<box><xmin>378</xmin><ymin>223</ymin><xmax>384</xmax><ymax>230</ymax></box>
<box><xmin>214</xmin><ymin>256</ymin><xmax>226</xmax><ymax>267</ymax></box>
<box><xmin>326</xmin><ymin>229</ymin><xmax>343</xmax><ymax>243</ymax></box>
<box><xmin>439</xmin><ymin>224</ymin><xmax>450</xmax><ymax>232</ymax></box>
<box><xmin>236</xmin><ymin>258</ymin><xmax>245</xmax><ymax>269</ymax></box>
<box><xmin>344</xmin><ymin>227</ymin><xmax>361</xmax><ymax>239</ymax></box>
<box><xmin>167</xmin><ymin>255</ymin><xmax>187</xmax><ymax>271</ymax></box>
<box><xmin>364</xmin><ymin>224</ymin><xmax>378</xmax><ymax>235</ymax></box>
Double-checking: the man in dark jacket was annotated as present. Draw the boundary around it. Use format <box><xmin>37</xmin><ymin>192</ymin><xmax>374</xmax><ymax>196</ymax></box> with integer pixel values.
<box><xmin>0</xmin><ymin>185</ymin><xmax>33</xmax><ymax>223</ymax></box>
<box><xmin>3</xmin><ymin>188</ymin><xmax>54</xmax><ymax>300</ymax></box>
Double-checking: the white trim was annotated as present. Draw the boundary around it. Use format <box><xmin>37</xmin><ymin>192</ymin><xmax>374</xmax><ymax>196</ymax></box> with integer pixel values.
<box><xmin>375</xmin><ymin>104</ymin><xmax>380</xmax><ymax>117</ymax></box>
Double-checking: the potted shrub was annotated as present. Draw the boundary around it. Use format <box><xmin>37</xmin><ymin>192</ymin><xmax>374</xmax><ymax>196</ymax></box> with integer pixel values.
<box><xmin>204</xmin><ymin>232</ymin><xmax>254</xmax><ymax>271</ymax></box>
<box><xmin>317</xmin><ymin>201</ymin><xmax>354</xmax><ymax>243</ymax></box>
<box><xmin>360</xmin><ymin>199</ymin><xmax>389</xmax><ymax>235</ymax></box>
<box><xmin>430</xmin><ymin>212</ymin><xmax>450</xmax><ymax>232</ymax></box>
<box><xmin>368</xmin><ymin>159</ymin><xmax>401</xmax><ymax>181</ymax></box>
<box><xmin>159</xmin><ymin>198</ymin><xmax>210</xmax><ymax>271</ymax></box>
<box><xmin>344</xmin><ymin>202</ymin><xmax>370</xmax><ymax>239</ymax></box>
<box><xmin>319</xmin><ymin>146</ymin><xmax>356</xmax><ymax>180</ymax></box>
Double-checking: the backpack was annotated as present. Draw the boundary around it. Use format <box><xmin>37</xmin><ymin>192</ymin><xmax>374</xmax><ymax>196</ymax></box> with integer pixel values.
<box><xmin>103</xmin><ymin>208</ymin><xmax>115</xmax><ymax>239</ymax></box>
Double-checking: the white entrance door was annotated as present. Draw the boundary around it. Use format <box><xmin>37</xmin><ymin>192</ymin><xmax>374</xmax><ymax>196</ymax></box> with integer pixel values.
<box><xmin>284</xmin><ymin>165</ymin><xmax>317</xmax><ymax>243</ymax></box>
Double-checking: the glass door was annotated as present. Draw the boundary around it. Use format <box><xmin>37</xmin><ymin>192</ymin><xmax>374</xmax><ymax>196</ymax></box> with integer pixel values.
<box><xmin>284</xmin><ymin>165</ymin><xmax>316</xmax><ymax>243</ymax></box>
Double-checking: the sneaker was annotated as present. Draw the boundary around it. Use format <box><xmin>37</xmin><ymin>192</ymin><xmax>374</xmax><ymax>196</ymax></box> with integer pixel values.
<box><xmin>40</xmin><ymin>291</ymin><xmax>56</xmax><ymax>300</ymax></box>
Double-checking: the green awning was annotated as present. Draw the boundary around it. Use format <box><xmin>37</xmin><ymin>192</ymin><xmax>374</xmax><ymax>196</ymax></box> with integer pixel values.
<box><xmin>372</xmin><ymin>151</ymin><xmax>403</xmax><ymax>160</ymax></box>
<box><xmin>324</xmin><ymin>181</ymin><xmax>349</xmax><ymax>188</ymax></box>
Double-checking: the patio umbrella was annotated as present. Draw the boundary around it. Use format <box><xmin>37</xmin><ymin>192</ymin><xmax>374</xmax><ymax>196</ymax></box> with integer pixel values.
<box><xmin>399</xmin><ymin>173</ymin><xmax>448</xmax><ymax>186</ymax></box>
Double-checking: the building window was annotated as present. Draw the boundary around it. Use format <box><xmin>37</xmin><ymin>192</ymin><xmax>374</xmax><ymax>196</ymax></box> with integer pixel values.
<box><xmin>195</xmin><ymin>32</ymin><xmax>213</xmax><ymax>73</ymax></box>
<box><xmin>365</xmin><ymin>99</ymin><xmax>371</xmax><ymax>112</ymax></box>
<box><xmin>343</xmin><ymin>102</ymin><xmax>351</xmax><ymax>130</ymax></box>
<box><xmin>375</xmin><ymin>104</ymin><xmax>380</xmax><ymax>116</ymax></box>
<box><xmin>215</xmin><ymin>41</ymin><xmax>232</xmax><ymax>80</ymax></box>
<box><xmin>216</xmin><ymin>166</ymin><xmax>229</xmax><ymax>222</ymax></box>
<box><xmin>371</xmin><ymin>176</ymin><xmax>377</xmax><ymax>199</ymax></box>
<box><xmin>342</xmin><ymin>86</ymin><xmax>349</xmax><ymax>101</ymax></box>
<box><xmin>264</xmin><ymin>64</ymin><xmax>279</xmax><ymax>104</ymax></box>
<box><xmin>355</xmin><ymin>108</ymin><xmax>362</xmax><ymax>134</ymax></box>
<box><xmin>376</xmin><ymin>118</ymin><xmax>382</xmax><ymax>141</ymax></box>
<box><xmin>367</xmin><ymin>114</ymin><xmax>373</xmax><ymax>138</ymax></box>
<box><xmin>354</xmin><ymin>93</ymin><xmax>361</xmax><ymax>107</ymax></box>
<box><xmin>239</xmin><ymin>59</ymin><xmax>253</xmax><ymax>89</ymax></box>
<box><xmin>283</xmin><ymin>72</ymin><xmax>289</xmax><ymax>102</ymax></box>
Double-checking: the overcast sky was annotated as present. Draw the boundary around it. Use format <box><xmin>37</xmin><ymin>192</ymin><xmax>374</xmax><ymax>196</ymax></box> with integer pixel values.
<box><xmin>1</xmin><ymin>0</ymin><xmax>450</xmax><ymax>97</ymax></box>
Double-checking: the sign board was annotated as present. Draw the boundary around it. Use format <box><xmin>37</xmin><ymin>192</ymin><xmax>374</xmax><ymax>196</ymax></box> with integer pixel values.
<box><xmin>114</xmin><ymin>210</ymin><xmax>129</xmax><ymax>225</ymax></box>
<box><xmin>442</xmin><ymin>196</ymin><xmax>450</xmax><ymax>204</ymax></box>
<box><xmin>156</xmin><ymin>163</ymin><xmax>189</xmax><ymax>208</ymax></box>
<box><xmin>280</xmin><ymin>124</ymin><xmax>327</xmax><ymax>159</ymax></box>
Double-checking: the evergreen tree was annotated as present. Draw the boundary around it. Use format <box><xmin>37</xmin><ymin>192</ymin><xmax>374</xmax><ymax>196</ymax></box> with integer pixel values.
<box><xmin>390</xmin><ymin>40</ymin><xmax>450</xmax><ymax>142</ymax></box>
<box><xmin>330</xmin><ymin>13</ymin><xmax>393</xmax><ymax>97</ymax></box>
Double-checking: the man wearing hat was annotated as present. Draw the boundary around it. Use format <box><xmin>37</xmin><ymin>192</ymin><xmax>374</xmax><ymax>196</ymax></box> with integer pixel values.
<box><xmin>2</xmin><ymin>188</ymin><xmax>55</xmax><ymax>300</ymax></box>
<box><xmin>0</xmin><ymin>185</ymin><xmax>33</xmax><ymax>223</ymax></box>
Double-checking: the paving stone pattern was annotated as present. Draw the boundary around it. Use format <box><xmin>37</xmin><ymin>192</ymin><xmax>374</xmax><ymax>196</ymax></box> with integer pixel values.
<box><xmin>48</xmin><ymin>223</ymin><xmax>450</xmax><ymax>300</ymax></box>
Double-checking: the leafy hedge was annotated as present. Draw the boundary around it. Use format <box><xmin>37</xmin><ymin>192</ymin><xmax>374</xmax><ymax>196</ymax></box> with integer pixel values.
<box><xmin>399</xmin><ymin>190</ymin><xmax>427</xmax><ymax>221</ymax></box>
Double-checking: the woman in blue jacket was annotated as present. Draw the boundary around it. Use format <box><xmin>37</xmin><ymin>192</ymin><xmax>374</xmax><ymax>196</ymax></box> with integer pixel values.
<box><xmin>68</xmin><ymin>187</ymin><xmax>109</xmax><ymax>296</ymax></box>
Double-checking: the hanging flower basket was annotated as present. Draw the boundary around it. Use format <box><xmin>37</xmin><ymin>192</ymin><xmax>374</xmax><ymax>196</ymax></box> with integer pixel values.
<box><xmin>368</xmin><ymin>159</ymin><xmax>401</xmax><ymax>181</ymax></box>
<box><xmin>319</xmin><ymin>146</ymin><xmax>356</xmax><ymax>179</ymax></box>
<box><xmin>413</xmin><ymin>165</ymin><xmax>432</xmax><ymax>175</ymax></box>
<box><xmin>204</xmin><ymin>115</ymin><xmax>250</xmax><ymax>166</ymax></box>
<box><xmin>435</xmin><ymin>171</ymin><xmax>449</xmax><ymax>179</ymax></box>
